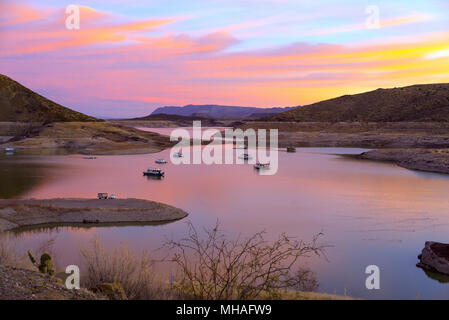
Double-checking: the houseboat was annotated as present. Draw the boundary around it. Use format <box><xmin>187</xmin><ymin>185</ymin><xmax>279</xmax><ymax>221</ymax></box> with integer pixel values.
<box><xmin>155</xmin><ymin>158</ymin><xmax>168</xmax><ymax>164</ymax></box>
<box><xmin>97</xmin><ymin>193</ymin><xmax>108</xmax><ymax>199</ymax></box>
<box><xmin>239</xmin><ymin>153</ymin><xmax>252</xmax><ymax>160</ymax></box>
<box><xmin>143</xmin><ymin>168</ymin><xmax>165</xmax><ymax>177</ymax></box>
<box><xmin>254</xmin><ymin>162</ymin><xmax>270</xmax><ymax>170</ymax></box>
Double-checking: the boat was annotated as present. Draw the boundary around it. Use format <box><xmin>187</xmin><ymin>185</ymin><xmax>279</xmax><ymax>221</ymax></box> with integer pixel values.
<box><xmin>143</xmin><ymin>168</ymin><xmax>165</xmax><ymax>177</ymax></box>
<box><xmin>286</xmin><ymin>147</ymin><xmax>296</xmax><ymax>153</ymax></box>
<box><xmin>4</xmin><ymin>147</ymin><xmax>15</xmax><ymax>153</ymax></box>
<box><xmin>83</xmin><ymin>156</ymin><xmax>97</xmax><ymax>160</ymax></box>
<box><xmin>173</xmin><ymin>152</ymin><xmax>183</xmax><ymax>158</ymax></box>
<box><xmin>234</xmin><ymin>144</ymin><xmax>247</xmax><ymax>149</ymax></box>
<box><xmin>254</xmin><ymin>162</ymin><xmax>270</xmax><ymax>170</ymax></box>
<box><xmin>155</xmin><ymin>158</ymin><xmax>168</xmax><ymax>164</ymax></box>
<box><xmin>238</xmin><ymin>153</ymin><xmax>252</xmax><ymax>160</ymax></box>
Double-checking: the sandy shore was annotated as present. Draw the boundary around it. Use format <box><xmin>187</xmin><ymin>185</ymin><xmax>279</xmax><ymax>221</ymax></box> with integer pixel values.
<box><xmin>0</xmin><ymin>198</ymin><xmax>188</xmax><ymax>232</ymax></box>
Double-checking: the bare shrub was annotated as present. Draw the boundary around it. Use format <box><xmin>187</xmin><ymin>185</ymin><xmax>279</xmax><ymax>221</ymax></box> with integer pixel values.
<box><xmin>80</xmin><ymin>237</ymin><xmax>174</xmax><ymax>299</ymax></box>
<box><xmin>0</xmin><ymin>233</ymin><xmax>29</xmax><ymax>268</ymax></box>
<box><xmin>164</xmin><ymin>221</ymin><xmax>326</xmax><ymax>300</ymax></box>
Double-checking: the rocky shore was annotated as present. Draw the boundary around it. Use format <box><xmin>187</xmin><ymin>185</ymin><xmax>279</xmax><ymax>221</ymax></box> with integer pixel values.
<box><xmin>237</xmin><ymin>121</ymin><xmax>449</xmax><ymax>175</ymax></box>
<box><xmin>0</xmin><ymin>121</ymin><xmax>176</xmax><ymax>155</ymax></box>
<box><xmin>417</xmin><ymin>241</ymin><xmax>449</xmax><ymax>275</ymax></box>
<box><xmin>357</xmin><ymin>148</ymin><xmax>449</xmax><ymax>174</ymax></box>
<box><xmin>0</xmin><ymin>265</ymin><xmax>100</xmax><ymax>300</ymax></box>
<box><xmin>0</xmin><ymin>198</ymin><xmax>188</xmax><ymax>232</ymax></box>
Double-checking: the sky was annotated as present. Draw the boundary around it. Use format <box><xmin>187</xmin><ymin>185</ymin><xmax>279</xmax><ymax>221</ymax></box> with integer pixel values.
<box><xmin>0</xmin><ymin>0</ymin><xmax>448</xmax><ymax>118</ymax></box>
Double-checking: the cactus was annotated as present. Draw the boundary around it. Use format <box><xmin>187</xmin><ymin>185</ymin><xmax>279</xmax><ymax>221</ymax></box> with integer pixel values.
<box><xmin>27</xmin><ymin>250</ymin><xmax>55</xmax><ymax>276</ymax></box>
<box><xmin>27</xmin><ymin>250</ymin><xmax>37</xmax><ymax>265</ymax></box>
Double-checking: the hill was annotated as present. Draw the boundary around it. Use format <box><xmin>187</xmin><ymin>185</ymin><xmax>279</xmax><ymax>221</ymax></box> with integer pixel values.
<box><xmin>151</xmin><ymin>104</ymin><xmax>296</xmax><ymax>120</ymax></box>
<box><xmin>265</xmin><ymin>84</ymin><xmax>449</xmax><ymax>122</ymax></box>
<box><xmin>0</xmin><ymin>74</ymin><xmax>100</xmax><ymax>122</ymax></box>
<box><xmin>132</xmin><ymin>113</ymin><xmax>212</xmax><ymax>122</ymax></box>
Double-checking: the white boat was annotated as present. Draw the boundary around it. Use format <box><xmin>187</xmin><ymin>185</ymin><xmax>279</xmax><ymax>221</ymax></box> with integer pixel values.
<box><xmin>254</xmin><ymin>162</ymin><xmax>270</xmax><ymax>170</ymax></box>
<box><xmin>155</xmin><ymin>158</ymin><xmax>168</xmax><ymax>164</ymax></box>
<box><xmin>4</xmin><ymin>147</ymin><xmax>15</xmax><ymax>153</ymax></box>
<box><xmin>238</xmin><ymin>153</ymin><xmax>252</xmax><ymax>160</ymax></box>
<box><xmin>143</xmin><ymin>168</ymin><xmax>165</xmax><ymax>177</ymax></box>
<box><xmin>173</xmin><ymin>152</ymin><xmax>183</xmax><ymax>158</ymax></box>
<box><xmin>234</xmin><ymin>144</ymin><xmax>247</xmax><ymax>149</ymax></box>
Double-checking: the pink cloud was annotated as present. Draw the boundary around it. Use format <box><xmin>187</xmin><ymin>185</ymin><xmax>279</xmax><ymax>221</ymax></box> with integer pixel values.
<box><xmin>0</xmin><ymin>2</ymin><xmax>448</xmax><ymax>118</ymax></box>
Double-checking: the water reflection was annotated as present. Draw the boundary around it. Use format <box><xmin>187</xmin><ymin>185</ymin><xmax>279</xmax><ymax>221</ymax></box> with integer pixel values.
<box><xmin>0</xmin><ymin>155</ymin><xmax>60</xmax><ymax>198</ymax></box>
<box><xmin>10</xmin><ymin>220</ymin><xmax>179</xmax><ymax>235</ymax></box>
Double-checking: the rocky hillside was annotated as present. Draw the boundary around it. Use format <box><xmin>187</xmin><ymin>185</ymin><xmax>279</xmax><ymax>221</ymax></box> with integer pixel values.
<box><xmin>266</xmin><ymin>83</ymin><xmax>449</xmax><ymax>122</ymax></box>
<box><xmin>151</xmin><ymin>104</ymin><xmax>297</xmax><ymax>120</ymax></box>
<box><xmin>0</xmin><ymin>74</ymin><xmax>100</xmax><ymax>122</ymax></box>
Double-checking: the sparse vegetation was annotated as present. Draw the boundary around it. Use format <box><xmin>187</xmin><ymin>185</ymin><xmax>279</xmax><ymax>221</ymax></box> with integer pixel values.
<box><xmin>265</xmin><ymin>84</ymin><xmax>449</xmax><ymax>122</ymax></box>
<box><xmin>80</xmin><ymin>237</ymin><xmax>175</xmax><ymax>300</ymax></box>
<box><xmin>27</xmin><ymin>250</ymin><xmax>55</xmax><ymax>276</ymax></box>
<box><xmin>164</xmin><ymin>221</ymin><xmax>325</xmax><ymax>300</ymax></box>
<box><xmin>78</xmin><ymin>222</ymin><xmax>327</xmax><ymax>300</ymax></box>
<box><xmin>0</xmin><ymin>223</ymin><xmax>346</xmax><ymax>300</ymax></box>
<box><xmin>0</xmin><ymin>233</ymin><xmax>26</xmax><ymax>267</ymax></box>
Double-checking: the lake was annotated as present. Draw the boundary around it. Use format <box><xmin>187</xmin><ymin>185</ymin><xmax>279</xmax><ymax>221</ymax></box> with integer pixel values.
<box><xmin>2</xmin><ymin>135</ymin><xmax>449</xmax><ymax>299</ymax></box>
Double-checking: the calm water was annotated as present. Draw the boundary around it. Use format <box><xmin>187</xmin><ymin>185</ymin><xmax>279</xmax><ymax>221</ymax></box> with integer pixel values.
<box><xmin>2</xmin><ymin>138</ymin><xmax>449</xmax><ymax>299</ymax></box>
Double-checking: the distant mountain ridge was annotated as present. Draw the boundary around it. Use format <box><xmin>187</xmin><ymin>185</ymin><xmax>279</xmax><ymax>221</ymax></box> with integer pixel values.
<box><xmin>265</xmin><ymin>83</ymin><xmax>449</xmax><ymax>122</ymax></box>
<box><xmin>151</xmin><ymin>104</ymin><xmax>297</xmax><ymax>120</ymax></box>
<box><xmin>0</xmin><ymin>74</ymin><xmax>100</xmax><ymax>122</ymax></box>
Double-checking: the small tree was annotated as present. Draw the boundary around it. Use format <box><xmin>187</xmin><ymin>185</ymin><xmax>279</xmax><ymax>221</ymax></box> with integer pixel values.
<box><xmin>164</xmin><ymin>221</ymin><xmax>326</xmax><ymax>300</ymax></box>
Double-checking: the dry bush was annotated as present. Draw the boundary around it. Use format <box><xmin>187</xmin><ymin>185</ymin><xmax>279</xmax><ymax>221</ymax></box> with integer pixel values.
<box><xmin>164</xmin><ymin>221</ymin><xmax>325</xmax><ymax>300</ymax></box>
<box><xmin>80</xmin><ymin>237</ymin><xmax>174</xmax><ymax>299</ymax></box>
<box><xmin>0</xmin><ymin>233</ymin><xmax>29</xmax><ymax>268</ymax></box>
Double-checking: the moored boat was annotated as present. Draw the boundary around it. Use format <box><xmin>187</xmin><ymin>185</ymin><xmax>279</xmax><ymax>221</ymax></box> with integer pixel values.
<box><xmin>143</xmin><ymin>168</ymin><xmax>165</xmax><ymax>177</ymax></box>
<box><xmin>254</xmin><ymin>162</ymin><xmax>270</xmax><ymax>170</ymax></box>
<box><xmin>173</xmin><ymin>152</ymin><xmax>183</xmax><ymax>158</ymax></box>
<box><xmin>155</xmin><ymin>158</ymin><xmax>168</xmax><ymax>164</ymax></box>
<box><xmin>239</xmin><ymin>153</ymin><xmax>252</xmax><ymax>160</ymax></box>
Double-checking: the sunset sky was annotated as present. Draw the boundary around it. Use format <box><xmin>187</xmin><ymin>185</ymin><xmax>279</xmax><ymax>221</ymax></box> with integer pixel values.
<box><xmin>1</xmin><ymin>0</ymin><xmax>448</xmax><ymax>118</ymax></box>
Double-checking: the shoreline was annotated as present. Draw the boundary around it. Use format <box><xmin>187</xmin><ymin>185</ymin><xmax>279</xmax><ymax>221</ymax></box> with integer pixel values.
<box><xmin>0</xmin><ymin>121</ymin><xmax>176</xmax><ymax>156</ymax></box>
<box><xmin>0</xmin><ymin>198</ymin><xmax>189</xmax><ymax>232</ymax></box>
<box><xmin>236</xmin><ymin>121</ymin><xmax>449</xmax><ymax>176</ymax></box>
<box><xmin>356</xmin><ymin>148</ymin><xmax>449</xmax><ymax>175</ymax></box>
